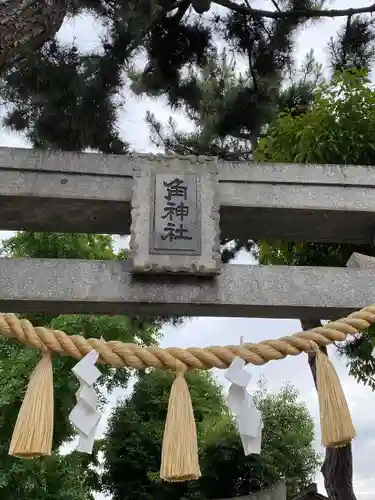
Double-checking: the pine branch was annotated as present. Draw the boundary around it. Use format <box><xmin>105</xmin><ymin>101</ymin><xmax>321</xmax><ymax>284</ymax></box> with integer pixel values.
<box><xmin>214</xmin><ymin>0</ymin><xmax>375</xmax><ymax>20</ymax></box>
<box><xmin>125</xmin><ymin>0</ymin><xmax>188</xmax><ymax>55</ymax></box>
<box><xmin>269</xmin><ymin>0</ymin><xmax>281</xmax><ymax>12</ymax></box>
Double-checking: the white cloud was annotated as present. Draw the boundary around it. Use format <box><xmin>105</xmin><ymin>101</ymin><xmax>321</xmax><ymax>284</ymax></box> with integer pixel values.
<box><xmin>1</xmin><ymin>1</ymin><xmax>374</xmax><ymax>498</ymax></box>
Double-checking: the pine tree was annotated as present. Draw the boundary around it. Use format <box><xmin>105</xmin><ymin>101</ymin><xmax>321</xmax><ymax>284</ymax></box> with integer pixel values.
<box><xmin>1</xmin><ymin>1</ymin><xmax>372</xmax><ymax>153</ymax></box>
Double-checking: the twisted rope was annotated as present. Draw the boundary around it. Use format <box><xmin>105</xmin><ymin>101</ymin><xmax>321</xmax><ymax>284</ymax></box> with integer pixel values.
<box><xmin>1</xmin><ymin>306</ymin><xmax>375</xmax><ymax>372</ymax></box>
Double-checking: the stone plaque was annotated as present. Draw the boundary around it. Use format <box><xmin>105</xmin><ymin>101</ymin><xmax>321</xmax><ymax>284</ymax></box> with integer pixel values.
<box><xmin>130</xmin><ymin>154</ymin><xmax>220</xmax><ymax>275</ymax></box>
<box><xmin>151</xmin><ymin>174</ymin><xmax>201</xmax><ymax>255</ymax></box>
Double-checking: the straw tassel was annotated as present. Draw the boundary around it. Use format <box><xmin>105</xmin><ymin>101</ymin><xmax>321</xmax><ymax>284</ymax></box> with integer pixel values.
<box><xmin>160</xmin><ymin>371</ymin><xmax>201</xmax><ymax>482</ymax></box>
<box><xmin>314</xmin><ymin>346</ymin><xmax>356</xmax><ymax>447</ymax></box>
<box><xmin>9</xmin><ymin>352</ymin><xmax>54</xmax><ymax>458</ymax></box>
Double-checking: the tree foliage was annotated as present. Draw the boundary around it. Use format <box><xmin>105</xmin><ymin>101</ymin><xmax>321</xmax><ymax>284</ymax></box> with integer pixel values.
<box><xmin>255</xmin><ymin>69</ymin><xmax>375</xmax><ymax>165</ymax></box>
<box><xmin>102</xmin><ymin>371</ymin><xmax>320</xmax><ymax>500</ymax></box>
<box><xmin>200</xmin><ymin>381</ymin><xmax>320</xmax><ymax>499</ymax></box>
<box><xmin>328</xmin><ymin>16</ymin><xmax>375</xmax><ymax>73</ymax></box>
<box><xmin>0</xmin><ymin>231</ymin><xmax>162</xmax><ymax>499</ymax></box>
<box><xmin>133</xmin><ymin>0</ymin><xmax>326</xmax><ymax>156</ymax></box>
<box><xmin>102</xmin><ymin>369</ymin><xmax>226</xmax><ymax>500</ymax></box>
<box><xmin>254</xmin><ymin>70</ymin><xmax>375</xmax><ymax>389</ymax></box>
<box><xmin>0</xmin><ymin>0</ymin><xmax>329</xmax><ymax>154</ymax></box>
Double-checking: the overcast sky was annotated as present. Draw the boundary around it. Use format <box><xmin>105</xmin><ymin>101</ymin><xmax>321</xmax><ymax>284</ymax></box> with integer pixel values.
<box><xmin>1</xmin><ymin>1</ymin><xmax>375</xmax><ymax>498</ymax></box>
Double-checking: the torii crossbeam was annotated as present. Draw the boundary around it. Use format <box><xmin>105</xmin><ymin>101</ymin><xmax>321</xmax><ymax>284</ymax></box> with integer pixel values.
<box><xmin>1</xmin><ymin>147</ymin><xmax>375</xmax><ymax>243</ymax></box>
<box><xmin>1</xmin><ymin>147</ymin><xmax>375</xmax><ymax>320</ymax></box>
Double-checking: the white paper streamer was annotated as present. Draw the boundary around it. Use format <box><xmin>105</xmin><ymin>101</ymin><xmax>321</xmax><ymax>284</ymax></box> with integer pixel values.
<box><xmin>225</xmin><ymin>356</ymin><xmax>263</xmax><ymax>455</ymax></box>
<box><xmin>69</xmin><ymin>350</ymin><xmax>102</xmax><ymax>454</ymax></box>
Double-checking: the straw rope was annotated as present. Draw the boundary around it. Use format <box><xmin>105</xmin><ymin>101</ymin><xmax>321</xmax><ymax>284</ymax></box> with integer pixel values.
<box><xmin>1</xmin><ymin>306</ymin><xmax>375</xmax><ymax>372</ymax></box>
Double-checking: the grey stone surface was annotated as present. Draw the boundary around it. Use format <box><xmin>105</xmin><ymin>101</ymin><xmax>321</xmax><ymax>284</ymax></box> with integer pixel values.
<box><xmin>1</xmin><ymin>147</ymin><xmax>375</xmax><ymax>242</ymax></box>
<box><xmin>1</xmin><ymin>259</ymin><xmax>374</xmax><ymax>319</ymax></box>
<box><xmin>215</xmin><ymin>482</ymin><xmax>286</xmax><ymax>500</ymax></box>
<box><xmin>346</xmin><ymin>252</ymin><xmax>375</xmax><ymax>269</ymax></box>
<box><xmin>130</xmin><ymin>155</ymin><xmax>220</xmax><ymax>275</ymax></box>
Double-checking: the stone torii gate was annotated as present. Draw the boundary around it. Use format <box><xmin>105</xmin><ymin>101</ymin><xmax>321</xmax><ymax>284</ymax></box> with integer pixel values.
<box><xmin>0</xmin><ymin>147</ymin><xmax>375</xmax><ymax>319</ymax></box>
<box><xmin>1</xmin><ymin>147</ymin><xmax>375</xmax><ymax>500</ymax></box>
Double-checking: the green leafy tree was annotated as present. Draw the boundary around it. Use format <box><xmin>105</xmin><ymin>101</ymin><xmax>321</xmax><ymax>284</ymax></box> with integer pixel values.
<box><xmin>254</xmin><ymin>69</ymin><xmax>375</xmax><ymax>383</ymax></box>
<box><xmin>102</xmin><ymin>369</ymin><xmax>226</xmax><ymax>500</ymax></box>
<box><xmin>255</xmin><ymin>69</ymin><xmax>375</xmax><ymax>166</ymax></box>
<box><xmin>254</xmin><ymin>382</ymin><xmax>320</xmax><ymax>497</ymax></box>
<box><xmin>0</xmin><ymin>231</ymin><xmax>162</xmax><ymax>499</ymax></box>
<box><xmin>102</xmin><ymin>371</ymin><xmax>319</xmax><ymax>500</ymax></box>
<box><xmin>199</xmin><ymin>381</ymin><xmax>320</xmax><ymax>499</ymax></box>
<box><xmin>3</xmin><ymin>1</ymin><xmax>375</xmax><ymax>157</ymax></box>
<box><xmin>253</xmin><ymin>70</ymin><xmax>375</xmax><ymax>500</ymax></box>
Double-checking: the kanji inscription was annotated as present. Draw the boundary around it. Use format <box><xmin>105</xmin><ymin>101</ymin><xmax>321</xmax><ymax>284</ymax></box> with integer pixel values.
<box><xmin>151</xmin><ymin>174</ymin><xmax>201</xmax><ymax>255</ymax></box>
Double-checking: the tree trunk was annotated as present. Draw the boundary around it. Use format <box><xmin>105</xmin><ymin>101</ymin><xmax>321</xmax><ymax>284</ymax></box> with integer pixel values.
<box><xmin>301</xmin><ymin>319</ymin><xmax>357</xmax><ymax>500</ymax></box>
<box><xmin>0</xmin><ymin>0</ymin><xmax>68</xmax><ymax>73</ymax></box>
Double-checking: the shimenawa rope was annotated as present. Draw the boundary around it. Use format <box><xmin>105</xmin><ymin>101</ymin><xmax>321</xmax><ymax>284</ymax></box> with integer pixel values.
<box><xmin>1</xmin><ymin>305</ymin><xmax>374</xmax><ymax>371</ymax></box>
<box><xmin>5</xmin><ymin>306</ymin><xmax>371</xmax><ymax>476</ymax></box>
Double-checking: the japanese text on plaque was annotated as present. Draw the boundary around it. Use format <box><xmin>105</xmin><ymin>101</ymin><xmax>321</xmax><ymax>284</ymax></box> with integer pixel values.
<box><xmin>161</xmin><ymin>178</ymin><xmax>192</xmax><ymax>242</ymax></box>
<box><xmin>151</xmin><ymin>173</ymin><xmax>200</xmax><ymax>254</ymax></box>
